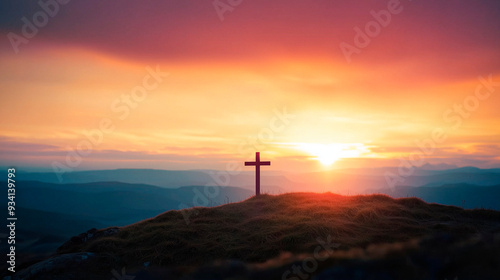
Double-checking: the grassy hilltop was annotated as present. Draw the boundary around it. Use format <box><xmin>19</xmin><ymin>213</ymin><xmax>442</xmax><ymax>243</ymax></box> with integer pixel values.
<box><xmin>14</xmin><ymin>193</ymin><xmax>500</xmax><ymax>279</ymax></box>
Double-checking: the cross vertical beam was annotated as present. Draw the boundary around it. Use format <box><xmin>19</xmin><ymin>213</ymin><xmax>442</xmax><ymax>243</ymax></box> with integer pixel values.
<box><xmin>245</xmin><ymin>152</ymin><xmax>271</xmax><ymax>196</ymax></box>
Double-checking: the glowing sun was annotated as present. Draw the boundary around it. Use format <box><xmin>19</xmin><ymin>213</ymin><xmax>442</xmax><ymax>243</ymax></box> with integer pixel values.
<box><xmin>294</xmin><ymin>143</ymin><xmax>370</xmax><ymax>166</ymax></box>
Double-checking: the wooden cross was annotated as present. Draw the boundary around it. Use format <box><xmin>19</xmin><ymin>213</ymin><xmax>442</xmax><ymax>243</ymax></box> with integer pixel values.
<box><xmin>245</xmin><ymin>152</ymin><xmax>271</xmax><ymax>196</ymax></box>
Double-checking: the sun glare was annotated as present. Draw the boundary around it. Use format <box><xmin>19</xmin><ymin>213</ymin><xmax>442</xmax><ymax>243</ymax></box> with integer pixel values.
<box><xmin>294</xmin><ymin>143</ymin><xmax>370</xmax><ymax>166</ymax></box>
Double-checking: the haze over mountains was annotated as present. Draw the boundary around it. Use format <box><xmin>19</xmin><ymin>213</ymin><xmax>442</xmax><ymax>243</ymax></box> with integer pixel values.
<box><xmin>5</xmin><ymin>169</ymin><xmax>290</xmax><ymax>193</ymax></box>
<box><xmin>8</xmin><ymin>164</ymin><xmax>500</xmax><ymax>191</ymax></box>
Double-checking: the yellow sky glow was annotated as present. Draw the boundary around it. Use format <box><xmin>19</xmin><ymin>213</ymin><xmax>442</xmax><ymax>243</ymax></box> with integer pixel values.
<box><xmin>0</xmin><ymin>45</ymin><xmax>499</xmax><ymax>172</ymax></box>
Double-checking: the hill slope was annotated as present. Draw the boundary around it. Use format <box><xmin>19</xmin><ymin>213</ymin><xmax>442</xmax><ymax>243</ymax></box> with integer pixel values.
<box><xmin>13</xmin><ymin>193</ymin><xmax>500</xmax><ymax>279</ymax></box>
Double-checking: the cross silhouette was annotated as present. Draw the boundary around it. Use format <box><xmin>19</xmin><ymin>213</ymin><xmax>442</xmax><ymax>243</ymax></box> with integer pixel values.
<box><xmin>245</xmin><ymin>152</ymin><xmax>271</xmax><ymax>196</ymax></box>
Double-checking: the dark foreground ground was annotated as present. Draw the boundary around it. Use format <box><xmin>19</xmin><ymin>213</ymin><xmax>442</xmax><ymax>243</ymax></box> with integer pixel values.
<box><xmin>4</xmin><ymin>193</ymin><xmax>500</xmax><ymax>279</ymax></box>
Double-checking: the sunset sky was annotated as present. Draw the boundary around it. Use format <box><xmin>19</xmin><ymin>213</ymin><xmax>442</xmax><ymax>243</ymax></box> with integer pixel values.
<box><xmin>1</xmin><ymin>0</ymin><xmax>499</xmax><ymax>172</ymax></box>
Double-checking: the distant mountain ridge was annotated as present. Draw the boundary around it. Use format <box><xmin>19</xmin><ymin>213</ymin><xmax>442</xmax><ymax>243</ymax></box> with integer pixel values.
<box><xmin>6</xmin><ymin>165</ymin><xmax>500</xmax><ymax>192</ymax></box>
<box><xmin>5</xmin><ymin>169</ymin><xmax>290</xmax><ymax>193</ymax></box>
<box><xmin>2</xmin><ymin>180</ymin><xmax>254</xmax><ymax>265</ymax></box>
<box><xmin>288</xmin><ymin>166</ymin><xmax>500</xmax><ymax>194</ymax></box>
<box><xmin>380</xmin><ymin>183</ymin><xmax>500</xmax><ymax>210</ymax></box>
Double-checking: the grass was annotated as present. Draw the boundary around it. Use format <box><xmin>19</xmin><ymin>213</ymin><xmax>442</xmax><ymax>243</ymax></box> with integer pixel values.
<box><xmin>57</xmin><ymin>192</ymin><xmax>500</xmax><ymax>274</ymax></box>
